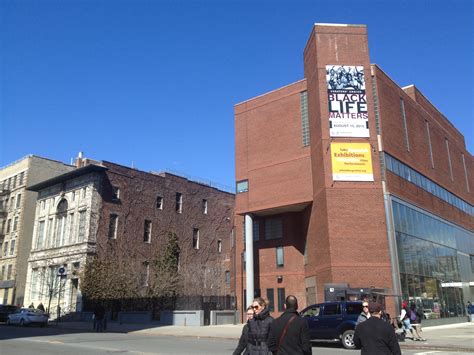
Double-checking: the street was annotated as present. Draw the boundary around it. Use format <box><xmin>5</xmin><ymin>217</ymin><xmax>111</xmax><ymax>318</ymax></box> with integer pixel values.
<box><xmin>0</xmin><ymin>324</ymin><xmax>472</xmax><ymax>355</ymax></box>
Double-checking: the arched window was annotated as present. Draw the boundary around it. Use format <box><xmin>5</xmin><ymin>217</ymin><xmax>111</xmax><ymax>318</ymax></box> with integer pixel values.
<box><xmin>55</xmin><ymin>199</ymin><xmax>69</xmax><ymax>246</ymax></box>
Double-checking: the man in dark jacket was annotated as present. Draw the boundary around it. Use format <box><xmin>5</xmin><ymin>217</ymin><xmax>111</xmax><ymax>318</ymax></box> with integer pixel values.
<box><xmin>267</xmin><ymin>295</ymin><xmax>311</xmax><ymax>355</ymax></box>
<box><xmin>354</xmin><ymin>302</ymin><xmax>401</xmax><ymax>355</ymax></box>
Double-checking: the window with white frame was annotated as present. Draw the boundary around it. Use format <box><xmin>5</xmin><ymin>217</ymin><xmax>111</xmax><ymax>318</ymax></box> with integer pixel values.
<box><xmin>9</xmin><ymin>240</ymin><xmax>15</xmax><ymax>255</ymax></box>
<box><xmin>276</xmin><ymin>246</ymin><xmax>284</xmax><ymax>267</ymax></box>
<box><xmin>68</xmin><ymin>212</ymin><xmax>75</xmax><ymax>244</ymax></box>
<box><xmin>156</xmin><ymin>195</ymin><xmax>163</xmax><ymax>209</ymax></box>
<box><xmin>217</xmin><ymin>239</ymin><xmax>222</xmax><ymax>253</ymax></box>
<box><xmin>108</xmin><ymin>214</ymin><xmax>118</xmax><ymax>240</ymax></box>
<box><xmin>77</xmin><ymin>211</ymin><xmax>86</xmax><ymax>241</ymax></box>
<box><xmin>112</xmin><ymin>186</ymin><xmax>120</xmax><ymax>200</ymax></box>
<box><xmin>46</xmin><ymin>218</ymin><xmax>53</xmax><ymax>247</ymax></box>
<box><xmin>13</xmin><ymin>216</ymin><xmax>18</xmax><ymax>231</ymax></box>
<box><xmin>202</xmin><ymin>199</ymin><xmax>208</xmax><ymax>214</ymax></box>
<box><xmin>193</xmin><ymin>228</ymin><xmax>200</xmax><ymax>249</ymax></box>
<box><xmin>16</xmin><ymin>194</ymin><xmax>21</xmax><ymax>208</ymax></box>
<box><xmin>36</xmin><ymin>221</ymin><xmax>45</xmax><ymax>249</ymax></box>
<box><xmin>176</xmin><ymin>193</ymin><xmax>183</xmax><ymax>213</ymax></box>
<box><xmin>144</xmin><ymin>220</ymin><xmax>152</xmax><ymax>243</ymax></box>
<box><xmin>7</xmin><ymin>264</ymin><xmax>12</xmax><ymax>279</ymax></box>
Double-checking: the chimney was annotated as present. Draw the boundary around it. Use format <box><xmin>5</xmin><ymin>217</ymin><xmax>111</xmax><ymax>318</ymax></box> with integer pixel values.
<box><xmin>75</xmin><ymin>151</ymin><xmax>84</xmax><ymax>168</ymax></box>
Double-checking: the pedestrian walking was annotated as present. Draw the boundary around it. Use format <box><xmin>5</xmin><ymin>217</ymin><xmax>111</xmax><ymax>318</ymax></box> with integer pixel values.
<box><xmin>408</xmin><ymin>303</ymin><xmax>425</xmax><ymax>341</ymax></box>
<box><xmin>233</xmin><ymin>306</ymin><xmax>254</xmax><ymax>355</ymax></box>
<box><xmin>267</xmin><ymin>295</ymin><xmax>311</xmax><ymax>355</ymax></box>
<box><xmin>247</xmin><ymin>297</ymin><xmax>273</xmax><ymax>354</ymax></box>
<box><xmin>356</xmin><ymin>301</ymin><xmax>371</xmax><ymax>325</ymax></box>
<box><xmin>353</xmin><ymin>302</ymin><xmax>401</xmax><ymax>355</ymax></box>
<box><xmin>37</xmin><ymin>303</ymin><xmax>45</xmax><ymax>312</ymax></box>
<box><xmin>399</xmin><ymin>301</ymin><xmax>417</xmax><ymax>340</ymax></box>
<box><xmin>28</xmin><ymin>303</ymin><xmax>35</xmax><ymax>309</ymax></box>
<box><xmin>467</xmin><ymin>301</ymin><xmax>473</xmax><ymax>322</ymax></box>
<box><xmin>93</xmin><ymin>303</ymin><xmax>106</xmax><ymax>332</ymax></box>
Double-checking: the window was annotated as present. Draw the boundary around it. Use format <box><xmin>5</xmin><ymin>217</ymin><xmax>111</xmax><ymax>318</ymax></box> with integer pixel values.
<box><xmin>225</xmin><ymin>271</ymin><xmax>231</xmax><ymax>286</ymax></box>
<box><xmin>445</xmin><ymin>139</ymin><xmax>453</xmax><ymax>181</ymax></box>
<box><xmin>323</xmin><ymin>304</ymin><xmax>341</xmax><ymax>316</ymax></box>
<box><xmin>265</xmin><ymin>218</ymin><xmax>283</xmax><ymax>240</ymax></box>
<box><xmin>425</xmin><ymin>121</ymin><xmax>434</xmax><ymax>168</ymax></box>
<box><xmin>276</xmin><ymin>246</ymin><xmax>284</xmax><ymax>267</ymax></box>
<box><xmin>18</xmin><ymin>172</ymin><xmax>24</xmax><ymax>186</ymax></box>
<box><xmin>175</xmin><ymin>193</ymin><xmax>183</xmax><ymax>213</ymax></box>
<box><xmin>81</xmin><ymin>187</ymin><xmax>86</xmax><ymax>199</ymax></box>
<box><xmin>0</xmin><ymin>266</ymin><xmax>5</xmax><ymax>280</ymax></box>
<box><xmin>36</xmin><ymin>221</ymin><xmax>45</xmax><ymax>249</ymax></box>
<box><xmin>399</xmin><ymin>98</ymin><xmax>410</xmax><ymax>151</ymax></box>
<box><xmin>30</xmin><ymin>268</ymin><xmax>39</xmax><ymax>300</ymax></box>
<box><xmin>77</xmin><ymin>211</ymin><xmax>86</xmax><ymax>241</ymax></box>
<box><xmin>346</xmin><ymin>303</ymin><xmax>363</xmax><ymax>315</ymax></box>
<box><xmin>156</xmin><ymin>195</ymin><xmax>163</xmax><ymax>209</ymax></box>
<box><xmin>3</xmin><ymin>242</ymin><xmax>8</xmax><ymax>257</ymax></box>
<box><xmin>236</xmin><ymin>180</ymin><xmax>248</xmax><ymax>193</ymax></box>
<box><xmin>192</xmin><ymin>228</ymin><xmax>199</xmax><ymax>249</ymax></box>
<box><xmin>253</xmin><ymin>220</ymin><xmax>260</xmax><ymax>241</ymax></box>
<box><xmin>7</xmin><ymin>264</ymin><xmax>12</xmax><ymax>279</ymax></box>
<box><xmin>217</xmin><ymin>240</ymin><xmax>222</xmax><ymax>253</ymax></box>
<box><xmin>143</xmin><ymin>220</ymin><xmax>152</xmax><ymax>243</ymax></box>
<box><xmin>202</xmin><ymin>199</ymin><xmax>208</xmax><ymax>214</ymax></box>
<box><xmin>6</xmin><ymin>219</ymin><xmax>11</xmax><ymax>234</ymax></box>
<box><xmin>13</xmin><ymin>216</ymin><xmax>18</xmax><ymax>232</ymax></box>
<box><xmin>16</xmin><ymin>194</ymin><xmax>21</xmax><ymax>208</ymax></box>
<box><xmin>12</xmin><ymin>175</ymin><xmax>16</xmax><ymax>189</ymax></box>
<box><xmin>9</xmin><ymin>240</ymin><xmax>15</xmax><ymax>255</ymax></box>
<box><xmin>141</xmin><ymin>262</ymin><xmax>150</xmax><ymax>287</ymax></box>
<box><xmin>108</xmin><ymin>214</ymin><xmax>118</xmax><ymax>239</ymax></box>
<box><xmin>68</xmin><ymin>213</ymin><xmax>75</xmax><ymax>244</ymax></box>
<box><xmin>267</xmin><ymin>288</ymin><xmax>275</xmax><ymax>312</ymax></box>
<box><xmin>300</xmin><ymin>91</ymin><xmax>310</xmax><ymax>146</ymax></box>
<box><xmin>112</xmin><ymin>186</ymin><xmax>120</xmax><ymax>200</ymax></box>
<box><xmin>277</xmin><ymin>288</ymin><xmax>285</xmax><ymax>312</ymax></box>
<box><xmin>302</xmin><ymin>305</ymin><xmax>320</xmax><ymax>318</ymax></box>
<box><xmin>47</xmin><ymin>218</ymin><xmax>54</xmax><ymax>247</ymax></box>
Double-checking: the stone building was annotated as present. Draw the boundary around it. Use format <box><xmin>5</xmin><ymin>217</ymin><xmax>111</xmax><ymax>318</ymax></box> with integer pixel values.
<box><xmin>0</xmin><ymin>155</ymin><xmax>74</xmax><ymax>306</ymax></box>
<box><xmin>24</xmin><ymin>155</ymin><xmax>235</xmax><ymax>315</ymax></box>
<box><xmin>234</xmin><ymin>23</ymin><xmax>473</xmax><ymax>323</ymax></box>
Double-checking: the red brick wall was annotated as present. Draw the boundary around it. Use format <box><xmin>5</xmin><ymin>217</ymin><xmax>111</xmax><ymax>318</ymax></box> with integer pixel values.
<box><xmin>374</xmin><ymin>66</ymin><xmax>473</xmax><ymax>228</ymax></box>
<box><xmin>304</xmin><ymin>24</ymin><xmax>393</xmax><ymax>309</ymax></box>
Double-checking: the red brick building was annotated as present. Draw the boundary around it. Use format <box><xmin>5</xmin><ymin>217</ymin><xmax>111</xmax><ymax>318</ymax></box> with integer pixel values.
<box><xmin>233</xmin><ymin>24</ymin><xmax>473</xmax><ymax>323</ymax></box>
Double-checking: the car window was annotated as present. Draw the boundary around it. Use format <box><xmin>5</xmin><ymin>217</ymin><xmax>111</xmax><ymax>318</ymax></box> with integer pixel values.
<box><xmin>346</xmin><ymin>303</ymin><xmax>363</xmax><ymax>315</ymax></box>
<box><xmin>302</xmin><ymin>306</ymin><xmax>321</xmax><ymax>317</ymax></box>
<box><xmin>322</xmin><ymin>304</ymin><xmax>341</xmax><ymax>316</ymax></box>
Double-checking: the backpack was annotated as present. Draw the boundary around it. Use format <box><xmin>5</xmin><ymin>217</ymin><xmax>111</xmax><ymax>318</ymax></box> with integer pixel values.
<box><xmin>410</xmin><ymin>310</ymin><xmax>417</xmax><ymax>321</ymax></box>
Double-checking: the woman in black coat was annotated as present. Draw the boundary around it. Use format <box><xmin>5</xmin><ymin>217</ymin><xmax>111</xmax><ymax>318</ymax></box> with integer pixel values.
<box><xmin>247</xmin><ymin>297</ymin><xmax>274</xmax><ymax>355</ymax></box>
<box><xmin>233</xmin><ymin>306</ymin><xmax>255</xmax><ymax>355</ymax></box>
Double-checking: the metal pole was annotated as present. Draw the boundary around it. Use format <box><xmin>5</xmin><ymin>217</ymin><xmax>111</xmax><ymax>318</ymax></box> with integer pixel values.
<box><xmin>57</xmin><ymin>276</ymin><xmax>61</xmax><ymax>324</ymax></box>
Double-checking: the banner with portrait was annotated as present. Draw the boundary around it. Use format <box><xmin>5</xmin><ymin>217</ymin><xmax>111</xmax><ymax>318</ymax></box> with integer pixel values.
<box><xmin>326</xmin><ymin>65</ymin><xmax>369</xmax><ymax>137</ymax></box>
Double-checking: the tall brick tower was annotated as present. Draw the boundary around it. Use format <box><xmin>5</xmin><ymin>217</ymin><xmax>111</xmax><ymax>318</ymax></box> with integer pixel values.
<box><xmin>303</xmin><ymin>24</ymin><xmax>393</xmax><ymax>307</ymax></box>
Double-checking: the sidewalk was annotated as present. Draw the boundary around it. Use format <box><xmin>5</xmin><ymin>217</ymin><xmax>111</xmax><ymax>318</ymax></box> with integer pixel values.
<box><xmin>53</xmin><ymin>320</ymin><xmax>474</xmax><ymax>352</ymax></box>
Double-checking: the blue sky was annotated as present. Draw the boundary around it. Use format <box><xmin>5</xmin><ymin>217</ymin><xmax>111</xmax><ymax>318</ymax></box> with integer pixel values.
<box><xmin>1</xmin><ymin>0</ymin><xmax>472</xmax><ymax>188</ymax></box>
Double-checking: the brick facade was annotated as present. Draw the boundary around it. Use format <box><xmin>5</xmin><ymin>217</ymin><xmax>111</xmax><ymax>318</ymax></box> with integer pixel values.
<box><xmin>234</xmin><ymin>24</ymin><xmax>473</xmax><ymax>320</ymax></box>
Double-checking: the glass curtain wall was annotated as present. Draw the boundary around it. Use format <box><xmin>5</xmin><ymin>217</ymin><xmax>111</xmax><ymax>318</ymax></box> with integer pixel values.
<box><xmin>392</xmin><ymin>200</ymin><xmax>474</xmax><ymax>319</ymax></box>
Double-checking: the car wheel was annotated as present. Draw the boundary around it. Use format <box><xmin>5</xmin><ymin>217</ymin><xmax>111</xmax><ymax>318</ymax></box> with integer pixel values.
<box><xmin>342</xmin><ymin>330</ymin><xmax>356</xmax><ymax>350</ymax></box>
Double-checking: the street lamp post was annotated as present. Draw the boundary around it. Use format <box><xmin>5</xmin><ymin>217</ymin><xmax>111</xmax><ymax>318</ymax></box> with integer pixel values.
<box><xmin>57</xmin><ymin>267</ymin><xmax>67</xmax><ymax>324</ymax></box>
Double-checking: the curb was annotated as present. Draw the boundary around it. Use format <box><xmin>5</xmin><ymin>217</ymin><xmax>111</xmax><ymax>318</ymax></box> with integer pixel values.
<box><xmin>400</xmin><ymin>344</ymin><xmax>474</xmax><ymax>352</ymax></box>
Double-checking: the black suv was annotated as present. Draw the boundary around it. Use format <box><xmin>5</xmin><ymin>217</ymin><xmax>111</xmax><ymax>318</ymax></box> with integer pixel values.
<box><xmin>0</xmin><ymin>305</ymin><xmax>18</xmax><ymax>322</ymax></box>
<box><xmin>300</xmin><ymin>301</ymin><xmax>363</xmax><ymax>349</ymax></box>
